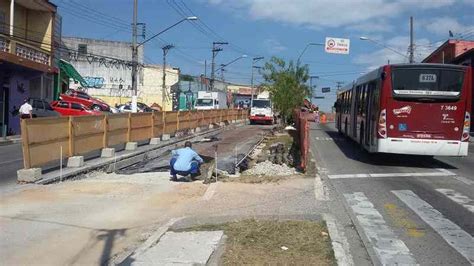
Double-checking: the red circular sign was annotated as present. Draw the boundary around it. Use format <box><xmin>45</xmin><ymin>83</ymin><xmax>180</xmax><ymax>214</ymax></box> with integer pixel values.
<box><xmin>327</xmin><ymin>39</ymin><xmax>336</xmax><ymax>48</ymax></box>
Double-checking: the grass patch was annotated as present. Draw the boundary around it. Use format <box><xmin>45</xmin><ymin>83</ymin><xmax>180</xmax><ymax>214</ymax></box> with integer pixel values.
<box><xmin>181</xmin><ymin>219</ymin><xmax>335</xmax><ymax>265</ymax></box>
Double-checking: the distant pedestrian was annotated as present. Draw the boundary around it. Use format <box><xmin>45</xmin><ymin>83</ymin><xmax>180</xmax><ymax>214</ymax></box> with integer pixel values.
<box><xmin>170</xmin><ymin>141</ymin><xmax>204</xmax><ymax>182</ymax></box>
<box><xmin>19</xmin><ymin>98</ymin><xmax>32</xmax><ymax>119</ymax></box>
<box><xmin>314</xmin><ymin>107</ymin><xmax>320</xmax><ymax>124</ymax></box>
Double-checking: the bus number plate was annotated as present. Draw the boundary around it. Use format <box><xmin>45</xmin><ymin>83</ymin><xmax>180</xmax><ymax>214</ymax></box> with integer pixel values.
<box><xmin>419</xmin><ymin>74</ymin><xmax>437</xmax><ymax>83</ymax></box>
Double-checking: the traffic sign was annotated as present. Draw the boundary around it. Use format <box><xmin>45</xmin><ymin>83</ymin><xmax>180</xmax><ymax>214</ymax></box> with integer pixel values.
<box><xmin>325</xmin><ymin>37</ymin><xmax>350</xmax><ymax>54</ymax></box>
<box><xmin>314</xmin><ymin>96</ymin><xmax>325</xmax><ymax>99</ymax></box>
<box><xmin>322</xmin><ymin>87</ymin><xmax>331</xmax><ymax>93</ymax></box>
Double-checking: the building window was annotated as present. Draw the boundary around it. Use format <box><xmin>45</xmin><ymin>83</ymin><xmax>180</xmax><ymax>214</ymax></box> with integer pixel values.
<box><xmin>78</xmin><ymin>44</ymin><xmax>88</xmax><ymax>55</ymax></box>
<box><xmin>0</xmin><ymin>12</ymin><xmax>6</xmax><ymax>34</ymax></box>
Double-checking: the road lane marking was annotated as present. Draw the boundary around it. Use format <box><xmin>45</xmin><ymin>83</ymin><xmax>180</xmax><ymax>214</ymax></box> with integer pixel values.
<box><xmin>323</xmin><ymin>213</ymin><xmax>354</xmax><ymax>266</ymax></box>
<box><xmin>452</xmin><ymin>176</ymin><xmax>474</xmax><ymax>185</ymax></box>
<box><xmin>0</xmin><ymin>158</ymin><xmax>23</xmax><ymax>166</ymax></box>
<box><xmin>328</xmin><ymin>170</ymin><xmax>456</xmax><ymax>179</ymax></box>
<box><xmin>344</xmin><ymin>192</ymin><xmax>417</xmax><ymax>265</ymax></box>
<box><xmin>392</xmin><ymin>190</ymin><xmax>474</xmax><ymax>264</ymax></box>
<box><xmin>384</xmin><ymin>203</ymin><xmax>425</xmax><ymax>238</ymax></box>
<box><xmin>202</xmin><ymin>182</ymin><xmax>218</xmax><ymax>201</ymax></box>
<box><xmin>436</xmin><ymin>189</ymin><xmax>474</xmax><ymax>213</ymax></box>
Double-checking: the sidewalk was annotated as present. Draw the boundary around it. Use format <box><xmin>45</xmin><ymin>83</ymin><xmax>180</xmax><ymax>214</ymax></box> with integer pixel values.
<box><xmin>0</xmin><ymin>135</ymin><xmax>21</xmax><ymax>146</ymax></box>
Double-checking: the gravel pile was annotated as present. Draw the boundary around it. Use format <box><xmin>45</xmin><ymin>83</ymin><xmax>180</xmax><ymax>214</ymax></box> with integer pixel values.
<box><xmin>243</xmin><ymin>160</ymin><xmax>297</xmax><ymax>176</ymax></box>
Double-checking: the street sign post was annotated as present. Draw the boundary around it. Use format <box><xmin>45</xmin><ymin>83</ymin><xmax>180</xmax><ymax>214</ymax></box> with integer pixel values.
<box><xmin>322</xmin><ymin>87</ymin><xmax>331</xmax><ymax>93</ymax></box>
<box><xmin>325</xmin><ymin>37</ymin><xmax>350</xmax><ymax>54</ymax></box>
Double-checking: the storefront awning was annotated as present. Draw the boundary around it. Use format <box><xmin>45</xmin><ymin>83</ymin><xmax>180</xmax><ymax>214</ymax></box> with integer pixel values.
<box><xmin>59</xmin><ymin>59</ymin><xmax>87</xmax><ymax>87</ymax></box>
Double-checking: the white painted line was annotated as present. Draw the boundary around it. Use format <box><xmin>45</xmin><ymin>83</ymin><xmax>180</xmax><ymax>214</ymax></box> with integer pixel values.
<box><xmin>393</xmin><ymin>190</ymin><xmax>474</xmax><ymax>264</ymax></box>
<box><xmin>436</xmin><ymin>189</ymin><xmax>474</xmax><ymax>213</ymax></box>
<box><xmin>0</xmin><ymin>158</ymin><xmax>23</xmax><ymax>166</ymax></box>
<box><xmin>329</xmin><ymin>170</ymin><xmax>456</xmax><ymax>179</ymax></box>
<box><xmin>323</xmin><ymin>213</ymin><xmax>354</xmax><ymax>266</ymax></box>
<box><xmin>452</xmin><ymin>176</ymin><xmax>474</xmax><ymax>185</ymax></box>
<box><xmin>202</xmin><ymin>182</ymin><xmax>218</xmax><ymax>201</ymax></box>
<box><xmin>344</xmin><ymin>192</ymin><xmax>416</xmax><ymax>265</ymax></box>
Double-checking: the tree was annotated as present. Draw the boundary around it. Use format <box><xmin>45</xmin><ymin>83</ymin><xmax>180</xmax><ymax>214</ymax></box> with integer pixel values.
<box><xmin>262</xmin><ymin>57</ymin><xmax>310</xmax><ymax>122</ymax></box>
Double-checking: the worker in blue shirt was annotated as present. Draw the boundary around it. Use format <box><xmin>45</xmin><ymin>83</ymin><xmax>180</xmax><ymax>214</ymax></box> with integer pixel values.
<box><xmin>170</xmin><ymin>141</ymin><xmax>204</xmax><ymax>181</ymax></box>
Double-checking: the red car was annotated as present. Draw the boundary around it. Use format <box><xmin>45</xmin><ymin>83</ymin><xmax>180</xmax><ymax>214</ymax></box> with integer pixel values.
<box><xmin>51</xmin><ymin>101</ymin><xmax>101</xmax><ymax>116</ymax></box>
<box><xmin>60</xmin><ymin>89</ymin><xmax>111</xmax><ymax>112</ymax></box>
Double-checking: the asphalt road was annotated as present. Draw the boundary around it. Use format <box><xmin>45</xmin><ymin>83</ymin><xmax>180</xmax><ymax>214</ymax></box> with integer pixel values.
<box><xmin>311</xmin><ymin>122</ymin><xmax>474</xmax><ymax>265</ymax></box>
<box><xmin>0</xmin><ymin>143</ymin><xmax>23</xmax><ymax>188</ymax></box>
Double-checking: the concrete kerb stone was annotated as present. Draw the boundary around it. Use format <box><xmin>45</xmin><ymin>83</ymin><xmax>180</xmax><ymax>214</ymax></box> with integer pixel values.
<box><xmin>125</xmin><ymin>142</ymin><xmax>138</xmax><ymax>151</ymax></box>
<box><xmin>101</xmin><ymin>148</ymin><xmax>115</xmax><ymax>158</ymax></box>
<box><xmin>149</xmin><ymin>138</ymin><xmax>161</xmax><ymax>145</ymax></box>
<box><xmin>161</xmin><ymin>134</ymin><xmax>171</xmax><ymax>141</ymax></box>
<box><xmin>208</xmin><ymin>124</ymin><xmax>214</xmax><ymax>129</ymax></box>
<box><xmin>67</xmin><ymin>156</ymin><xmax>84</xmax><ymax>168</ymax></box>
<box><xmin>195</xmin><ymin>127</ymin><xmax>201</xmax><ymax>133</ymax></box>
<box><xmin>17</xmin><ymin>168</ymin><xmax>42</xmax><ymax>183</ymax></box>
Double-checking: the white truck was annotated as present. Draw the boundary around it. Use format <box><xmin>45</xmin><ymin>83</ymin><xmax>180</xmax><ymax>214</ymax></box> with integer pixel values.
<box><xmin>194</xmin><ymin>91</ymin><xmax>228</xmax><ymax>110</ymax></box>
<box><xmin>249</xmin><ymin>92</ymin><xmax>274</xmax><ymax>124</ymax></box>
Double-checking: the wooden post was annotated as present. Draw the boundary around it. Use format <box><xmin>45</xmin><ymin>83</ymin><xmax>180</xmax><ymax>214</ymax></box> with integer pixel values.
<box><xmin>103</xmin><ymin>115</ymin><xmax>108</xmax><ymax>148</ymax></box>
<box><xmin>127</xmin><ymin>113</ymin><xmax>131</xmax><ymax>142</ymax></box>
<box><xmin>20</xmin><ymin>119</ymin><xmax>31</xmax><ymax>169</ymax></box>
<box><xmin>150</xmin><ymin>112</ymin><xmax>155</xmax><ymax>138</ymax></box>
<box><xmin>162</xmin><ymin>111</ymin><xmax>166</xmax><ymax>135</ymax></box>
<box><xmin>69</xmin><ymin>116</ymin><xmax>75</xmax><ymax>156</ymax></box>
<box><xmin>176</xmin><ymin>111</ymin><xmax>180</xmax><ymax>132</ymax></box>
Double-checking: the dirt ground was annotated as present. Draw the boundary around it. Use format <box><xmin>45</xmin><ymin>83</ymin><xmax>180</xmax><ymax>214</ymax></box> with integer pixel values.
<box><xmin>0</xmin><ymin>170</ymin><xmax>322</xmax><ymax>265</ymax></box>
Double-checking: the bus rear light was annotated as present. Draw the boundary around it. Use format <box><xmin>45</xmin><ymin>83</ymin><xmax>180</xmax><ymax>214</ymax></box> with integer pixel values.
<box><xmin>378</xmin><ymin>109</ymin><xmax>387</xmax><ymax>139</ymax></box>
<box><xmin>461</xmin><ymin>111</ymin><xmax>470</xmax><ymax>142</ymax></box>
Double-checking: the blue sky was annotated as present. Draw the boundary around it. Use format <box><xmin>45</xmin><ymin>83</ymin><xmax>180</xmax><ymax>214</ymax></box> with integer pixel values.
<box><xmin>55</xmin><ymin>0</ymin><xmax>474</xmax><ymax>111</ymax></box>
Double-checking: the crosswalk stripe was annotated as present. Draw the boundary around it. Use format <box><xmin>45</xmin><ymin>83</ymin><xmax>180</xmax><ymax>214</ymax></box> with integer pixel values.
<box><xmin>329</xmin><ymin>170</ymin><xmax>456</xmax><ymax>179</ymax></box>
<box><xmin>436</xmin><ymin>189</ymin><xmax>474</xmax><ymax>213</ymax></box>
<box><xmin>393</xmin><ymin>190</ymin><xmax>474</xmax><ymax>264</ymax></box>
<box><xmin>344</xmin><ymin>192</ymin><xmax>417</xmax><ymax>265</ymax></box>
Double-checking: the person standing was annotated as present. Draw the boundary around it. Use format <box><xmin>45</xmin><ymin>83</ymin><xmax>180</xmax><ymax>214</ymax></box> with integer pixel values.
<box><xmin>169</xmin><ymin>141</ymin><xmax>204</xmax><ymax>181</ymax></box>
<box><xmin>19</xmin><ymin>98</ymin><xmax>32</xmax><ymax>119</ymax></box>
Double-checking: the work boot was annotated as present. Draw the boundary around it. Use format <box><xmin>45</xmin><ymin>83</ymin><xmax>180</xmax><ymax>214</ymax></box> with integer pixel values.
<box><xmin>170</xmin><ymin>175</ymin><xmax>178</xmax><ymax>182</ymax></box>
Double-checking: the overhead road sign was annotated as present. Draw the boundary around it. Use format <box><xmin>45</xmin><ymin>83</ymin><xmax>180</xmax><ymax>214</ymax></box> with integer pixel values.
<box><xmin>325</xmin><ymin>37</ymin><xmax>350</xmax><ymax>54</ymax></box>
<box><xmin>322</xmin><ymin>87</ymin><xmax>331</xmax><ymax>93</ymax></box>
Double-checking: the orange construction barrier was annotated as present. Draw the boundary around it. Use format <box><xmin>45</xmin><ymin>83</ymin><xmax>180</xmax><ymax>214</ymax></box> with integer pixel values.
<box><xmin>320</xmin><ymin>114</ymin><xmax>327</xmax><ymax>124</ymax></box>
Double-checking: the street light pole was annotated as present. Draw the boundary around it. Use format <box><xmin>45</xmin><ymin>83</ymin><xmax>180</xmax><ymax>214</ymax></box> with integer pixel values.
<box><xmin>130</xmin><ymin>15</ymin><xmax>197</xmax><ymax>112</ymax></box>
<box><xmin>250</xmin><ymin>56</ymin><xmax>264</xmax><ymax>108</ymax></box>
<box><xmin>297</xmin><ymin>42</ymin><xmax>324</xmax><ymax>65</ymax></box>
<box><xmin>359</xmin><ymin>36</ymin><xmax>409</xmax><ymax>59</ymax></box>
<box><xmin>210</xmin><ymin>42</ymin><xmax>228</xmax><ymax>91</ymax></box>
<box><xmin>162</xmin><ymin>44</ymin><xmax>174</xmax><ymax>111</ymax></box>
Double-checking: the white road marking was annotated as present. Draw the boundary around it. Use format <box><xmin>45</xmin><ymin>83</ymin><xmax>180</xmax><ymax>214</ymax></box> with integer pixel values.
<box><xmin>393</xmin><ymin>190</ymin><xmax>474</xmax><ymax>264</ymax></box>
<box><xmin>344</xmin><ymin>192</ymin><xmax>417</xmax><ymax>265</ymax></box>
<box><xmin>452</xmin><ymin>176</ymin><xmax>474</xmax><ymax>185</ymax></box>
<box><xmin>436</xmin><ymin>189</ymin><xmax>474</xmax><ymax>213</ymax></box>
<box><xmin>202</xmin><ymin>182</ymin><xmax>218</xmax><ymax>201</ymax></box>
<box><xmin>329</xmin><ymin>169</ymin><xmax>456</xmax><ymax>179</ymax></box>
<box><xmin>323</xmin><ymin>213</ymin><xmax>354</xmax><ymax>266</ymax></box>
<box><xmin>0</xmin><ymin>158</ymin><xmax>23</xmax><ymax>166</ymax></box>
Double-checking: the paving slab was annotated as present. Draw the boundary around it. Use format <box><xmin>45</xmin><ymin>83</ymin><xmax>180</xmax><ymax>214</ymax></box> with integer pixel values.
<box><xmin>132</xmin><ymin>231</ymin><xmax>224</xmax><ymax>266</ymax></box>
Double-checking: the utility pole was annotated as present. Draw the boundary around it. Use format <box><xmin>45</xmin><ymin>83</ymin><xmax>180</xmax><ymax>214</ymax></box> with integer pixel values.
<box><xmin>409</xmin><ymin>16</ymin><xmax>414</xmax><ymax>64</ymax></box>
<box><xmin>204</xmin><ymin>60</ymin><xmax>207</xmax><ymax>90</ymax></box>
<box><xmin>336</xmin><ymin>81</ymin><xmax>344</xmax><ymax>92</ymax></box>
<box><xmin>250</xmin><ymin>56</ymin><xmax>264</xmax><ymax>108</ymax></box>
<box><xmin>210</xmin><ymin>42</ymin><xmax>228</xmax><ymax>91</ymax></box>
<box><xmin>131</xmin><ymin>0</ymin><xmax>138</xmax><ymax>112</ymax></box>
<box><xmin>162</xmin><ymin>44</ymin><xmax>174</xmax><ymax>111</ymax></box>
<box><xmin>220</xmin><ymin>64</ymin><xmax>225</xmax><ymax>82</ymax></box>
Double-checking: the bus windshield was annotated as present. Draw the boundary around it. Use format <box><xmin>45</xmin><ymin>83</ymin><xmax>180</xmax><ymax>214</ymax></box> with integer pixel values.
<box><xmin>252</xmin><ymin>100</ymin><xmax>271</xmax><ymax>108</ymax></box>
<box><xmin>392</xmin><ymin>68</ymin><xmax>464</xmax><ymax>98</ymax></box>
<box><xmin>196</xmin><ymin>99</ymin><xmax>213</xmax><ymax>106</ymax></box>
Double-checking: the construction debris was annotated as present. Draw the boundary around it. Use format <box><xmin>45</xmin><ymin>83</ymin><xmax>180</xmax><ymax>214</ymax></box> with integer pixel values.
<box><xmin>243</xmin><ymin>160</ymin><xmax>297</xmax><ymax>176</ymax></box>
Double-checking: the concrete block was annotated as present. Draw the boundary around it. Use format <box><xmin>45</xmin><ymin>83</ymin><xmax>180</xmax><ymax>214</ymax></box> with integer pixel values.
<box><xmin>101</xmin><ymin>148</ymin><xmax>115</xmax><ymax>158</ymax></box>
<box><xmin>195</xmin><ymin>127</ymin><xmax>201</xmax><ymax>133</ymax></box>
<box><xmin>125</xmin><ymin>142</ymin><xmax>138</xmax><ymax>151</ymax></box>
<box><xmin>208</xmin><ymin>124</ymin><xmax>214</xmax><ymax>129</ymax></box>
<box><xmin>67</xmin><ymin>156</ymin><xmax>84</xmax><ymax>168</ymax></box>
<box><xmin>150</xmin><ymin>138</ymin><xmax>161</xmax><ymax>145</ymax></box>
<box><xmin>219</xmin><ymin>122</ymin><xmax>225</xmax><ymax>127</ymax></box>
<box><xmin>188</xmin><ymin>129</ymin><xmax>195</xmax><ymax>134</ymax></box>
<box><xmin>17</xmin><ymin>168</ymin><xmax>42</xmax><ymax>183</ymax></box>
<box><xmin>161</xmin><ymin>134</ymin><xmax>171</xmax><ymax>141</ymax></box>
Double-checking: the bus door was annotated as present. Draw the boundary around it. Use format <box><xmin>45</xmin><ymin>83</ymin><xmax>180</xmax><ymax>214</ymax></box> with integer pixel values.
<box><xmin>352</xmin><ymin>86</ymin><xmax>360</xmax><ymax>138</ymax></box>
<box><xmin>365</xmin><ymin>82</ymin><xmax>377</xmax><ymax>146</ymax></box>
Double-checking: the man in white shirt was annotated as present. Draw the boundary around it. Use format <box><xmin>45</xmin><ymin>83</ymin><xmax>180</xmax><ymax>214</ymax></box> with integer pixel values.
<box><xmin>19</xmin><ymin>98</ymin><xmax>33</xmax><ymax>119</ymax></box>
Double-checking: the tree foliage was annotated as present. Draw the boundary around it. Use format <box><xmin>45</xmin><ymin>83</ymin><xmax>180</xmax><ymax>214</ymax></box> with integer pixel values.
<box><xmin>262</xmin><ymin>57</ymin><xmax>310</xmax><ymax>121</ymax></box>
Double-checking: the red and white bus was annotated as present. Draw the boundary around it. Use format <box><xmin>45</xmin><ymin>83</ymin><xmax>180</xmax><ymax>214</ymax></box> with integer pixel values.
<box><xmin>335</xmin><ymin>63</ymin><xmax>472</xmax><ymax>156</ymax></box>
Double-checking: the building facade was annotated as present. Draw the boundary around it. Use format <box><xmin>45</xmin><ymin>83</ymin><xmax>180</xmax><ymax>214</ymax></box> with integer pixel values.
<box><xmin>0</xmin><ymin>0</ymin><xmax>58</xmax><ymax>136</ymax></box>
<box><xmin>61</xmin><ymin>37</ymin><xmax>179</xmax><ymax>110</ymax></box>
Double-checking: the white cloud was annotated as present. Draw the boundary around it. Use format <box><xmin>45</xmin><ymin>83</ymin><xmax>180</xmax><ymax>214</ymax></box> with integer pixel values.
<box><xmin>207</xmin><ymin>0</ymin><xmax>456</xmax><ymax>32</ymax></box>
<box><xmin>420</xmin><ymin>17</ymin><xmax>474</xmax><ymax>37</ymax></box>
<box><xmin>263</xmin><ymin>38</ymin><xmax>287</xmax><ymax>53</ymax></box>
<box><xmin>353</xmin><ymin>36</ymin><xmax>436</xmax><ymax>69</ymax></box>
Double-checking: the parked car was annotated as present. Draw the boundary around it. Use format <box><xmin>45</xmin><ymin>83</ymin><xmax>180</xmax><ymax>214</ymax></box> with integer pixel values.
<box><xmin>118</xmin><ymin>102</ymin><xmax>153</xmax><ymax>113</ymax></box>
<box><xmin>51</xmin><ymin>101</ymin><xmax>101</xmax><ymax>116</ymax></box>
<box><xmin>59</xmin><ymin>89</ymin><xmax>111</xmax><ymax>112</ymax></box>
<box><xmin>29</xmin><ymin>98</ymin><xmax>60</xmax><ymax>117</ymax></box>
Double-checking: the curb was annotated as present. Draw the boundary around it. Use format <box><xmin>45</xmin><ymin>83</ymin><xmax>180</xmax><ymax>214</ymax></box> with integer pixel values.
<box><xmin>323</xmin><ymin>213</ymin><xmax>354</xmax><ymax>266</ymax></box>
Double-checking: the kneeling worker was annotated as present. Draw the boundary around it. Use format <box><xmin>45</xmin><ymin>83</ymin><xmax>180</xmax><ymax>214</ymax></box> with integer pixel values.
<box><xmin>170</xmin><ymin>141</ymin><xmax>204</xmax><ymax>181</ymax></box>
